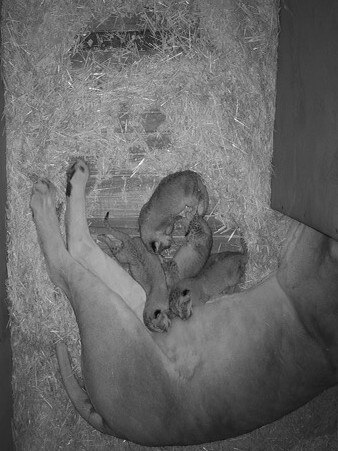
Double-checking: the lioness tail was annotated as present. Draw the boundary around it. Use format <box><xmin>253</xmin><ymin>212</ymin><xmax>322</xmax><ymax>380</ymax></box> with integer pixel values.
<box><xmin>56</xmin><ymin>341</ymin><xmax>112</xmax><ymax>435</ymax></box>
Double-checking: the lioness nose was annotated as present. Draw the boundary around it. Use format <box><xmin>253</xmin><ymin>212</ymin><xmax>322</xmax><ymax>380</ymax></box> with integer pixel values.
<box><xmin>143</xmin><ymin>308</ymin><xmax>171</xmax><ymax>333</ymax></box>
<box><xmin>154</xmin><ymin>309</ymin><xmax>162</xmax><ymax>318</ymax></box>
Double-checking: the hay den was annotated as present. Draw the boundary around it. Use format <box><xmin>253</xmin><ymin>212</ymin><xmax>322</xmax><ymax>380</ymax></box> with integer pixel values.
<box><xmin>3</xmin><ymin>0</ymin><xmax>338</xmax><ymax>449</ymax></box>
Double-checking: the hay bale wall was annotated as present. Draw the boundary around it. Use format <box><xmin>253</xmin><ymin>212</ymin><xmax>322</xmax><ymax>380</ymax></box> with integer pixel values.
<box><xmin>2</xmin><ymin>0</ymin><xmax>338</xmax><ymax>449</ymax></box>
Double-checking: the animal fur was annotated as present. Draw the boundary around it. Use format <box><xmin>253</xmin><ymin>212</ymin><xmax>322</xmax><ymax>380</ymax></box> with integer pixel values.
<box><xmin>101</xmin><ymin>214</ymin><xmax>170</xmax><ymax>333</ymax></box>
<box><xmin>169</xmin><ymin>249</ymin><xmax>248</xmax><ymax>317</ymax></box>
<box><xmin>139</xmin><ymin>170</ymin><xmax>209</xmax><ymax>254</ymax></box>
<box><xmin>163</xmin><ymin>214</ymin><xmax>213</xmax><ymax>289</ymax></box>
<box><xmin>31</xmin><ymin>159</ymin><xmax>338</xmax><ymax>446</ymax></box>
<box><xmin>162</xmin><ymin>214</ymin><xmax>213</xmax><ymax>319</ymax></box>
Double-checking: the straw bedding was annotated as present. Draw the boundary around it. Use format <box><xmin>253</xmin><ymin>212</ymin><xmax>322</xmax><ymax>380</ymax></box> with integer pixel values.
<box><xmin>2</xmin><ymin>0</ymin><xmax>338</xmax><ymax>449</ymax></box>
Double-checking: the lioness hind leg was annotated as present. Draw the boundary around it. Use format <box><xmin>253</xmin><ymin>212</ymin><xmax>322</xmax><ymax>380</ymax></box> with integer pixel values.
<box><xmin>30</xmin><ymin>178</ymin><xmax>71</xmax><ymax>296</ymax></box>
<box><xmin>56</xmin><ymin>341</ymin><xmax>111</xmax><ymax>435</ymax></box>
<box><xmin>65</xmin><ymin>159</ymin><xmax>109</xmax><ymax>268</ymax></box>
<box><xmin>65</xmin><ymin>159</ymin><xmax>145</xmax><ymax>315</ymax></box>
<box><xmin>31</xmin><ymin>178</ymin><xmax>177</xmax><ymax>443</ymax></box>
<box><xmin>65</xmin><ymin>159</ymin><xmax>92</xmax><ymax>258</ymax></box>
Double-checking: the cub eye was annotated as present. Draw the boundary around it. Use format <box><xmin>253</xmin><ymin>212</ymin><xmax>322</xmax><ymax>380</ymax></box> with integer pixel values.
<box><xmin>182</xmin><ymin>289</ymin><xmax>190</xmax><ymax>297</ymax></box>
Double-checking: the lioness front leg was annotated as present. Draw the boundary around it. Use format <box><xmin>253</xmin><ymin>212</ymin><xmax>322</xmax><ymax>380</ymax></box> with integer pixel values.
<box><xmin>65</xmin><ymin>159</ymin><xmax>145</xmax><ymax>317</ymax></box>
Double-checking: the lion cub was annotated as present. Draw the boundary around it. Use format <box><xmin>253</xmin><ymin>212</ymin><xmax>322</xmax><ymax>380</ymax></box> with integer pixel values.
<box><xmin>139</xmin><ymin>170</ymin><xmax>209</xmax><ymax>254</ymax></box>
<box><xmin>169</xmin><ymin>245</ymin><xmax>248</xmax><ymax>319</ymax></box>
<box><xmin>102</xmin><ymin>214</ymin><xmax>171</xmax><ymax>333</ymax></box>
<box><xmin>162</xmin><ymin>215</ymin><xmax>213</xmax><ymax>288</ymax></box>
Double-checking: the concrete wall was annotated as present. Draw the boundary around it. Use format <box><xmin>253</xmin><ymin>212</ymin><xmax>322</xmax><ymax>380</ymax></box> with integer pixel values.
<box><xmin>0</xmin><ymin>2</ymin><xmax>14</xmax><ymax>447</ymax></box>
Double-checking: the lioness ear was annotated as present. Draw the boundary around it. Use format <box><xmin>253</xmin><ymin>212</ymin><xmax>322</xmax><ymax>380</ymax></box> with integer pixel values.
<box><xmin>182</xmin><ymin>289</ymin><xmax>190</xmax><ymax>297</ymax></box>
